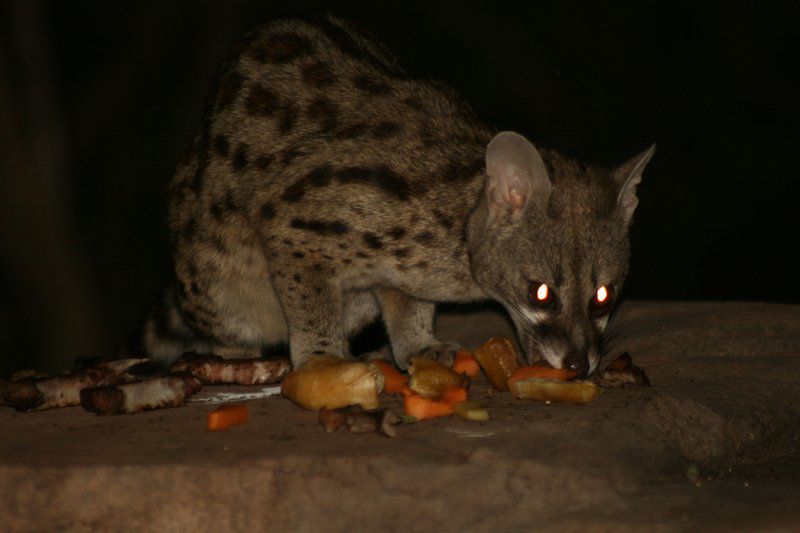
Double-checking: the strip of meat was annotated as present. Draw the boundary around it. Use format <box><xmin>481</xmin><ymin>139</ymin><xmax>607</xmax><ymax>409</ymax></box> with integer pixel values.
<box><xmin>3</xmin><ymin>369</ymin><xmax>122</xmax><ymax>412</ymax></box>
<box><xmin>80</xmin><ymin>375</ymin><xmax>201</xmax><ymax>415</ymax></box>
<box><xmin>170</xmin><ymin>353</ymin><xmax>290</xmax><ymax>385</ymax></box>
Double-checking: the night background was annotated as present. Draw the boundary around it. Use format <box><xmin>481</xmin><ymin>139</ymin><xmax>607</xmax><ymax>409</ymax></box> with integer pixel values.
<box><xmin>1</xmin><ymin>1</ymin><xmax>797</xmax><ymax>375</ymax></box>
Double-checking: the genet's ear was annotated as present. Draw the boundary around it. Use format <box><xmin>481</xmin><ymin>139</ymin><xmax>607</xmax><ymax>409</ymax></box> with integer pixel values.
<box><xmin>613</xmin><ymin>144</ymin><xmax>656</xmax><ymax>225</ymax></box>
<box><xmin>485</xmin><ymin>131</ymin><xmax>551</xmax><ymax>221</ymax></box>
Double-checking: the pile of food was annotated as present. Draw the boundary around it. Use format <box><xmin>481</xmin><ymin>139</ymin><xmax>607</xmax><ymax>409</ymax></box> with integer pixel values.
<box><xmin>1</xmin><ymin>338</ymin><xmax>649</xmax><ymax>436</ymax></box>
<box><xmin>280</xmin><ymin>338</ymin><xmax>650</xmax><ymax>435</ymax></box>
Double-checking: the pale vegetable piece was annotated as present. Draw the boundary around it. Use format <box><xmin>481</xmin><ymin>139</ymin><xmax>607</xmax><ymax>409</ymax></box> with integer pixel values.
<box><xmin>281</xmin><ymin>356</ymin><xmax>384</xmax><ymax>411</ymax></box>
<box><xmin>472</xmin><ymin>337</ymin><xmax>519</xmax><ymax>391</ymax></box>
<box><xmin>407</xmin><ymin>357</ymin><xmax>463</xmax><ymax>398</ymax></box>
<box><xmin>454</xmin><ymin>400</ymin><xmax>490</xmax><ymax>421</ymax></box>
<box><xmin>509</xmin><ymin>378</ymin><xmax>602</xmax><ymax>405</ymax></box>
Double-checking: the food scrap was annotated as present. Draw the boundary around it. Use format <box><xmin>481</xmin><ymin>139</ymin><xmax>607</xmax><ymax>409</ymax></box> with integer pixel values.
<box><xmin>472</xmin><ymin>337</ymin><xmax>519</xmax><ymax>391</ymax></box>
<box><xmin>207</xmin><ymin>404</ymin><xmax>249</xmax><ymax>430</ymax></box>
<box><xmin>80</xmin><ymin>375</ymin><xmax>202</xmax><ymax>415</ymax></box>
<box><xmin>407</xmin><ymin>357</ymin><xmax>464</xmax><ymax>398</ymax></box>
<box><xmin>171</xmin><ymin>353</ymin><xmax>290</xmax><ymax>385</ymax></box>
<box><xmin>594</xmin><ymin>353</ymin><xmax>651</xmax><ymax>388</ymax></box>
<box><xmin>318</xmin><ymin>407</ymin><xmax>401</xmax><ymax>437</ymax></box>
<box><xmin>452</xmin><ymin>351</ymin><xmax>481</xmax><ymax>377</ymax></box>
<box><xmin>370</xmin><ymin>359</ymin><xmax>409</xmax><ymax>394</ymax></box>
<box><xmin>281</xmin><ymin>355</ymin><xmax>383</xmax><ymax>410</ymax></box>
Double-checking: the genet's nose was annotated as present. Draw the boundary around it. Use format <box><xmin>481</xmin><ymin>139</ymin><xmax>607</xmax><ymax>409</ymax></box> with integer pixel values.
<box><xmin>563</xmin><ymin>353</ymin><xmax>589</xmax><ymax>379</ymax></box>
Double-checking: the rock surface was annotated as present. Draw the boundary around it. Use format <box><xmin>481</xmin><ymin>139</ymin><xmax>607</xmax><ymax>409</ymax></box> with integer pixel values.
<box><xmin>1</xmin><ymin>301</ymin><xmax>799</xmax><ymax>531</ymax></box>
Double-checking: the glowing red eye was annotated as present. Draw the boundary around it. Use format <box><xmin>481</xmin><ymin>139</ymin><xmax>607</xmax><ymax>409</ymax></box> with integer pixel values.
<box><xmin>529</xmin><ymin>282</ymin><xmax>555</xmax><ymax>308</ymax></box>
<box><xmin>590</xmin><ymin>285</ymin><xmax>614</xmax><ymax>315</ymax></box>
<box><xmin>596</xmin><ymin>286</ymin><xmax>609</xmax><ymax>303</ymax></box>
<box><xmin>536</xmin><ymin>284</ymin><xmax>549</xmax><ymax>301</ymax></box>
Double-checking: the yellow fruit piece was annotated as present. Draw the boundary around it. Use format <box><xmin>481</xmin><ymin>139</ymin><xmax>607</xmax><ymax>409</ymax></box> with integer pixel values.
<box><xmin>281</xmin><ymin>356</ymin><xmax>383</xmax><ymax>411</ymax></box>
<box><xmin>509</xmin><ymin>378</ymin><xmax>601</xmax><ymax>405</ymax></box>
<box><xmin>454</xmin><ymin>400</ymin><xmax>490</xmax><ymax>421</ymax></box>
<box><xmin>408</xmin><ymin>357</ymin><xmax>463</xmax><ymax>398</ymax></box>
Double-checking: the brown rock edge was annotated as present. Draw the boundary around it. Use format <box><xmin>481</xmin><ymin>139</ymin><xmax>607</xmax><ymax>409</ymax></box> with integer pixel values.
<box><xmin>1</xmin><ymin>301</ymin><xmax>799</xmax><ymax>530</ymax></box>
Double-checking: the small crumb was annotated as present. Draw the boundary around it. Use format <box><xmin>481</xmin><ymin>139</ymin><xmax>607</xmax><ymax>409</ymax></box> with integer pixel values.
<box><xmin>223</xmin><ymin>445</ymin><xmax>230</xmax><ymax>451</ymax></box>
<box><xmin>744</xmin><ymin>481</ymin><xmax>750</xmax><ymax>487</ymax></box>
<box><xmin>545</xmin><ymin>400</ymin><xmax>552</xmax><ymax>405</ymax></box>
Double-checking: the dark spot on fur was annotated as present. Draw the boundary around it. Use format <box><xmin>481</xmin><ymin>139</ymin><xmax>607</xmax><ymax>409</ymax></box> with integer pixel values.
<box><xmin>353</xmin><ymin>74</ymin><xmax>391</xmax><ymax>95</ymax></box>
<box><xmin>337</xmin><ymin>122</ymin><xmax>369</xmax><ymax>139</ymax></box>
<box><xmin>322</xmin><ymin>254</ymin><xmax>333</xmax><ymax>260</ymax></box>
<box><xmin>307</xmin><ymin>165</ymin><xmax>334</xmax><ymax>187</ymax></box>
<box><xmin>254</xmin><ymin>155</ymin><xmax>274</xmax><ymax>171</ymax></box>
<box><xmin>293</xmin><ymin>274</ymin><xmax>302</xmax><ymax>283</ymax></box>
<box><xmin>440</xmin><ymin>157</ymin><xmax>485</xmax><ymax>181</ymax></box>
<box><xmin>213</xmin><ymin>134</ymin><xmax>230</xmax><ymax>157</ymax></box>
<box><xmin>356</xmin><ymin>251</ymin><xmax>369</xmax><ymax>258</ymax></box>
<box><xmin>342</xmin><ymin>258</ymin><xmax>352</xmax><ymax>264</ymax></box>
<box><xmin>290</xmin><ymin>218</ymin><xmax>350</xmax><ymax>235</ymax></box>
<box><xmin>217</xmin><ymin>71</ymin><xmax>244</xmax><ymax>109</ymax></box>
<box><xmin>302</xmin><ymin>60</ymin><xmax>336</xmax><ymax>88</ymax></box>
<box><xmin>232</xmin><ymin>144</ymin><xmax>249</xmax><ymax>172</ymax></box>
<box><xmin>336</xmin><ymin>165</ymin><xmax>414</xmax><ymax>201</ymax></box>
<box><xmin>249</xmin><ymin>32</ymin><xmax>314</xmax><ymax>64</ymax></box>
<box><xmin>278</xmin><ymin>103</ymin><xmax>299</xmax><ymax>134</ymax></box>
<box><xmin>244</xmin><ymin>84</ymin><xmax>280</xmax><ymax>116</ymax></box>
<box><xmin>282</xmin><ymin>238</ymin><xmax>293</xmax><ymax>246</ymax></box>
<box><xmin>306</xmin><ymin>97</ymin><xmax>338</xmax><ymax>133</ymax></box>
<box><xmin>415</xmin><ymin>261</ymin><xmax>429</xmax><ymax>269</ymax></box>
<box><xmin>372</xmin><ymin>121</ymin><xmax>403</xmax><ymax>139</ymax></box>
<box><xmin>281</xmin><ymin>181</ymin><xmax>305</xmax><ymax>202</ymax></box>
<box><xmin>362</xmin><ymin>232</ymin><xmax>383</xmax><ymax>249</ymax></box>
<box><xmin>433</xmin><ymin>209</ymin><xmax>454</xmax><ymax>230</ymax></box>
<box><xmin>281</xmin><ymin>147</ymin><xmax>305</xmax><ymax>164</ymax></box>
<box><xmin>292</xmin><ymin>251</ymin><xmax>305</xmax><ymax>258</ymax></box>
<box><xmin>387</xmin><ymin>227</ymin><xmax>407</xmax><ymax>239</ymax></box>
<box><xmin>413</xmin><ymin>231</ymin><xmax>434</xmax><ymax>245</ymax></box>
<box><xmin>260</xmin><ymin>202</ymin><xmax>276</xmax><ymax>219</ymax></box>
<box><xmin>190</xmin><ymin>282</ymin><xmax>201</xmax><ymax>295</ymax></box>
<box><xmin>392</xmin><ymin>248</ymin><xmax>410</xmax><ymax>258</ymax></box>
<box><xmin>337</xmin><ymin>242</ymin><xmax>348</xmax><ymax>250</ymax></box>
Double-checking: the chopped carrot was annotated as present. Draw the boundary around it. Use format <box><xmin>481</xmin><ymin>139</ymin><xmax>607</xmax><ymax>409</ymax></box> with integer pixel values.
<box><xmin>207</xmin><ymin>404</ymin><xmax>249</xmax><ymax>431</ymax></box>
<box><xmin>507</xmin><ymin>363</ymin><xmax>577</xmax><ymax>389</ymax></box>
<box><xmin>371</xmin><ymin>359</ymin><xmax>409</xmax><ymax>394</ymax></box>
<box><xmin>440</xmin><ymin>386</ymin><xmax>468</xmax><ymax>406</ymax></box>
<box><xmin>401</xmin><ymin>385</ymin><xmax>467</xmax><ymax>421</ymax></box>
<box><xmin>400</xmin><ymin>386</ymin><xmax>416</xmax><ymax>399</ymax></box>
<box><xmin>403</xmin><ymin>393</ymin><xmax>455</xmax><ymax>420</ymax></box>
<box><xmin>452</xmin><ymin>351</ymin><xmax>480</xmax><ymax>377</ymax></box>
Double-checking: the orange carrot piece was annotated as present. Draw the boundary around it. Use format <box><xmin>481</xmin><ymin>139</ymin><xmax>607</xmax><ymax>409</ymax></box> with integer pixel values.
<box><xmin>403</xmin><ymin>393</ymin><xmax>455</xmax><ymax>420</ymax></box>
<box><xmin>440</xmin><ymin>386</ymin><xmax>468</xmax><ymax>406</ymax></box>
<box><xmin>452</xmin><ymin>351</ymin><xmax>480</xmax><ymax>377</ymax></box>
<box><xmin>371</xmin><ymin>360</ymin><xmax>409</xmax><ymax>394</ymax></box>
<box><xmin>207</xmin><ymin>404</ymin><xmax>249</xmax><ymax>431</ymax></box>
<box><xmin>507</xmin><ymin>364</ymin><xmax>577</xmax><ymax>388</ymax></box>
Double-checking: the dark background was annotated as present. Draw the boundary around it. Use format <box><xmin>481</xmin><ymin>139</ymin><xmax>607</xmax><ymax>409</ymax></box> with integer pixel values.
<box><xmin>1</xmin><ymin>1</ymin><xmax>797</xmax><ymax>374</ymax></box>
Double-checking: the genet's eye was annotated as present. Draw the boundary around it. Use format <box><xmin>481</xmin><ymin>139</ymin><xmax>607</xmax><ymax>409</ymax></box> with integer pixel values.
<box><xmin>529</xmin><ymin>282</ymin><xmax>556</xmax><ymax>308</ymax></box>
<box><xmin>590</xmin><ymin>285</ymin><xmax>614</xmax><ymax>315</ymax></box>
<box><xmin>596</xmin><ymin>286</ymin><xmax>609</xmax><ymax>303</ymax></box>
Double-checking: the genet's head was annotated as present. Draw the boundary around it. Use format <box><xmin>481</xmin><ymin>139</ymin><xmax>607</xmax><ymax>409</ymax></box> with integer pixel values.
<box><xmin>468</xmin><ymin>132</ymin><xmax>655</xmax><ymax>377</ymax></box>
